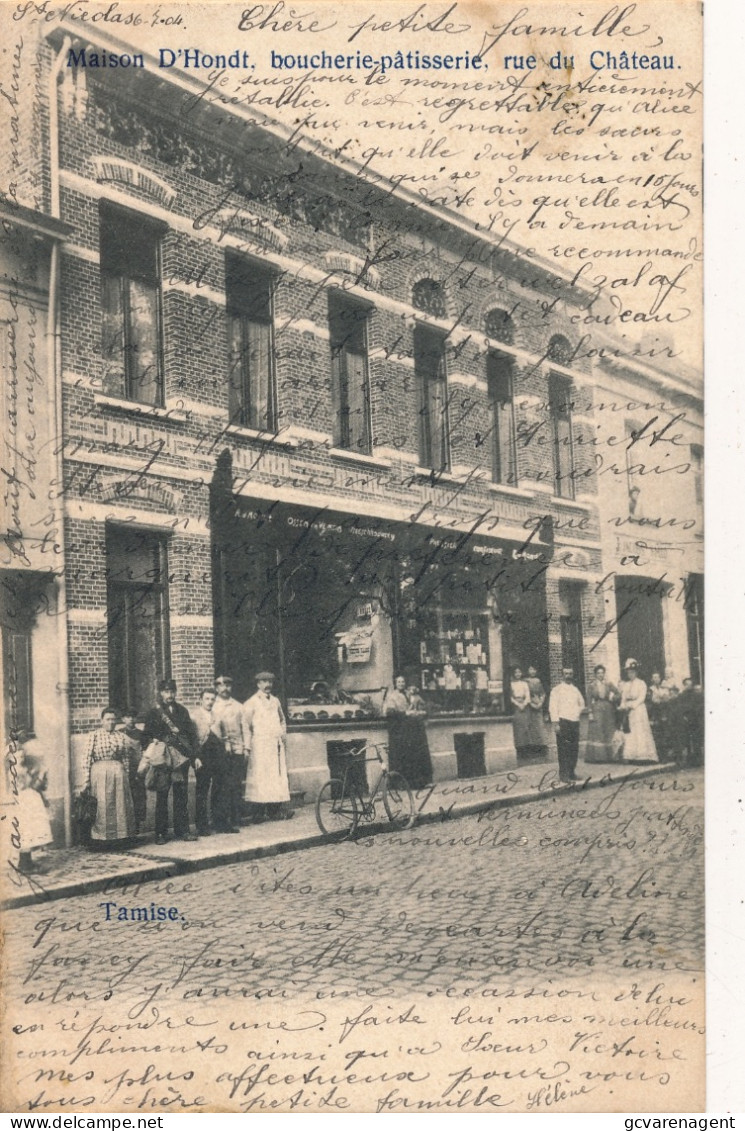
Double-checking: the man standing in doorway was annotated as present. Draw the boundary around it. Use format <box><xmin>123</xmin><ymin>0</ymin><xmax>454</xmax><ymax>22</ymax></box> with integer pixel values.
<box><xmin>549</xmin><ymin>667</ymin><xmax>586</xmax><ymax>783</ymax></box>
<box><xmin>212</xmin><ymin>675</ymin><xmax>246</xmax><ymax>833</ymax></box>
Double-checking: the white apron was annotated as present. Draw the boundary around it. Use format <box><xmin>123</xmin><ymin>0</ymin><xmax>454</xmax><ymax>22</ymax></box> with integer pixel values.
<box><xmin>243</xmin><ymin>692</ymin><xmax>290</xmax><ymax>803</ymax></box>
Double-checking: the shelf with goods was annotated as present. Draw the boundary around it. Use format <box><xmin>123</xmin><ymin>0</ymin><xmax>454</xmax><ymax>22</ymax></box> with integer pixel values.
<box><xmin>417</xmin><ymin>609</ymin><xmax>501</xmax><ymax>713</ymax></box>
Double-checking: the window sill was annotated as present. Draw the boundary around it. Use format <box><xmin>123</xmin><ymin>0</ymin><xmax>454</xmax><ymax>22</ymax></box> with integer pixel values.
<box><xmin>225</xmin><ymin>423</ymin><xmax>298</xmax><ymax>448</ymax></box>
<box><xmin>413</xmin><ymin>466</ymin><xmax>463</xmax><ymax>485</ymax></box>
<box><xmin>94</xmin><ymin>394</ymin><xmax>188</xmax><ymax>421</ymax></box>
<box><xmin>328</xmin><ymin>446</ymin><xmax>391</xmax><ymax>469</ymax></box>
<box><xmin>487</xmin><ymin>482</ymin><xmax>536</xmax><ymax>501</ymax></box>
<box><xmin>549</xmin><ymin>495</ymin><xmax>595</xmax><ymax>511</ymax></box>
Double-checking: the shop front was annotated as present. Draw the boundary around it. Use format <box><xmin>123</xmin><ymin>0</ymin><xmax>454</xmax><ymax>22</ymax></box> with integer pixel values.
<box><xmin>210</xmin><ymin>476</ymin><xmax>553</xmax><ymax>798</ymax></box>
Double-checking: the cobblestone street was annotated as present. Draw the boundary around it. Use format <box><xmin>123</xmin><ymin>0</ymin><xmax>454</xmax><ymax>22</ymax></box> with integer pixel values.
<box><xmin>1</xmin><ymin>769</ymin><xmax>705</xmax><ymax>1113</ymax></box>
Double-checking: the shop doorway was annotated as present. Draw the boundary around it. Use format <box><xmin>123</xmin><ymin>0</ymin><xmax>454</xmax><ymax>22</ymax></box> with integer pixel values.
<box><xmin>614</xmin><ymin>575</ymin><xmax>667</xmax><ymax>682</ymax></box>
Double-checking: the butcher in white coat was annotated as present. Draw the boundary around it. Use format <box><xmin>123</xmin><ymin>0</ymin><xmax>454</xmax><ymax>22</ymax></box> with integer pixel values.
<box><xmin>243</xmin><ymin>671</ymin><xmax>294</xmax><ymax>821</ymax></box>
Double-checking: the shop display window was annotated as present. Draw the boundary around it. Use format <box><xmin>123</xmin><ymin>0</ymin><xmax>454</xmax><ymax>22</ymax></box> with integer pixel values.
<box><xmin>415</xmin><ymin>608</ymin><xmax>501</xmax><ymax>715</ymax></box>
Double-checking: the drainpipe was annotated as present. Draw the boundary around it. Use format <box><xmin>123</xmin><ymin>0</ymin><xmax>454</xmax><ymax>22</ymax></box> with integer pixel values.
<box><xmin>48</xmin><ymin>36</ymin><xmax>72</xmax><ymax>844</ymax></box>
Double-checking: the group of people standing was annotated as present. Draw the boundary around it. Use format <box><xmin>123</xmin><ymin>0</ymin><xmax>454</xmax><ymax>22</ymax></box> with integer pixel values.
<box><xmin>511</xmin><ymin>659</ymin><xmax>704</xmax><ymax>784</ymax></box>
<box><xmin>585</xmin><ymin>661</ymin><xmax>703</xmax><ymax>767</ymax></box>
<box><xmin>82</xmin><ymin>671</ymin><xmax>292</xmax><ymax>848</ymax></box>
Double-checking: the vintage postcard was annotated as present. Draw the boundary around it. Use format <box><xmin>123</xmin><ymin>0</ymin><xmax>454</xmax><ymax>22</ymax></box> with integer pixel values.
<box><xmin>1</xmin><ymin>0</ymin><xmax>705</xmax><ymax>1114</ymax></box>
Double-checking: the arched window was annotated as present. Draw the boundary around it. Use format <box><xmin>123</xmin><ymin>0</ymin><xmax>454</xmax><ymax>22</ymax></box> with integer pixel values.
<box><xmin>485</xmin><ymin>308</ymin><xmax>515</xmax><ymax>346</ymax></box>
<box><xmin>547</xmin><ymin>334</ymin><xmax>573</xmax><ymax>366</ymax></box>
<box><xmin>412</xmin><ymin>278</ymin><xmax>447</xmax><ymax>319</ymax></box>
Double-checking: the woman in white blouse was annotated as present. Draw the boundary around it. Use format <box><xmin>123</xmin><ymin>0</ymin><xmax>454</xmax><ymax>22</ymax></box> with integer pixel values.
<box><xmin>619</xmin><ymin>659</ymin><xmax>658</xmax><ymax>763</ymax></box>
<box><xmin>510</xmin><ymin>666</ymin><xmax>532</xmax><ymax>761</ymax></box>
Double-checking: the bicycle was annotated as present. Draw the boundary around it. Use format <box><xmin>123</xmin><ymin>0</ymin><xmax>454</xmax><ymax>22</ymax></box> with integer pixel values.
<box><xmin>315</xmin><ymin>742</ymin><xmax>416</xmax><ymax>838</ymax></box>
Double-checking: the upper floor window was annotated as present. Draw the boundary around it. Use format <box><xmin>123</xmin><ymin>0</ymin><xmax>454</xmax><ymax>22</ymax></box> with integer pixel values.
<box><xmin>100</xmin><ymin>203</ymin><xmax>164</xmax><ymax>406</ymax></box>
<box><xmin>412</xmin><ymin>278</ymin><xmax>447</xmax><ymax>319</ymax></box>
<box><xmin>226</xmin><ymin>254</ymin><xmax>275</xmax><ymax>431</ymax></box>
<box><xmin>414</xmin><ymin>324</ymin><xmax>449</xmax><ymax>471</ymax></box>
<box><xmin>548</xmin><ymin>372</ymin><xmax>575</xmax><ymax>499</ymax></box>
<box><xmin>328</xmin><ymin>294</ymin><xmax>371</xmax><ymax>454</ymax></box>
<box><xmin>485</xmin><ymin>307</ymin><xmax>515</xmax><ymax>346</ymax></box>
<box><xmin>546</xmin><ymin>333</ymin><xmax>572</xmax><ymax>368</ymax></box>
<box><xmin>488</xmin><ymin>351</ymin><xmax>516</xmax><ymax>486</ymax></box>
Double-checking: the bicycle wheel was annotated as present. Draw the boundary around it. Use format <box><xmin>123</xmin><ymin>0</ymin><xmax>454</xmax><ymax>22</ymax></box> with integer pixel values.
<box><xmin>383</xmin><ymin>772</ymin><xmax>415</xmax><ymax>830</ymax></box>
<box><xmin>316</xmin><ymin>779</ymin><xmax>359</xmax><ymax>838</ymax></box>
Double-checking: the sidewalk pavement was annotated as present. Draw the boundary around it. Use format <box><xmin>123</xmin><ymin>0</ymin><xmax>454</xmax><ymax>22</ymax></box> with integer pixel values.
<box><xmin>1</xmin><ymin>758</ymin><xmax>676</xmax><ymax>910</ymax></box>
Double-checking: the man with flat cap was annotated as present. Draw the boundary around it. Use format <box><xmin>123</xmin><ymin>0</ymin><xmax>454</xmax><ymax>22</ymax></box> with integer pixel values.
<box><xmin>243</xmin><ymin>671</ymin><xmax>293</xmax><ymax>821</ymax></box>
<box><xmin>211</xmin><ymin>674</ymin><xmax>247</xmax><ymax>833</ymax></box>
<box><xmin>141</xmin><ymin>678</ymin><xmax>198</xmax><ymax>843</ymax></box>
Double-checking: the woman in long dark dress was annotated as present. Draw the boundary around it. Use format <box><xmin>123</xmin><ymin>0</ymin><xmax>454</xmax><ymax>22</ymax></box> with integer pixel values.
<box><xmin>384</xmin><ymin>676</ymin><xmax>433</xmax><ymax>788</ymax></box>
<box><xmin>525</xmin><ymin>665</ymin><xmax>550</xmax><ymax>759</ymax></box>
<box><xmin>404</xmin><ymin>684</ymin><xmax>434</xmax><ymax>789</ymax></box>
<box><xmin>585</xmin><ymin>664</ymin><xmax>621</xmax><ymax>763</ymax></box>
<box><xmin>84</xmin><ymin>707</ymin><xmax>136</xmax><ymax>846</ymax></box>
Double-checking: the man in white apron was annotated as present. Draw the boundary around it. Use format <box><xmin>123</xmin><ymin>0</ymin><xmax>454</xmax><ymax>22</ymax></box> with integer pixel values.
<box><xmin>243</xmin><ymin>671</ymin><xmax>294</xmax><ymax>821</ymax></box>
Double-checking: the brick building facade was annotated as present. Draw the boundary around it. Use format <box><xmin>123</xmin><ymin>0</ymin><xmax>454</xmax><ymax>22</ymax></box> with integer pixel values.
<box><xmin>2</xmin><ymin>22</ymin><xmax>702</xmax><ymax>844</ymax></box>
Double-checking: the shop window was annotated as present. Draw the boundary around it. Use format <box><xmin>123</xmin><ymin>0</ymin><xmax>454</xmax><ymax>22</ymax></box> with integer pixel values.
<box><xmin>487</xmin><ymin>351</ymin><xmax>516</xmax><ymax>485</ymax></box>
<box><xmin>329</xmin><ymin>295</ymin><xmax>371</xmax><ymax>454</ymax></box>
<box><xmin>106</xmin><ymin>527</ymin><xmax>170</xmax><ymax>714</ymax></box>
<box><xmin>412</xmin><ymin>278</ymin><xmax>447</xmax><ymax>319</ymax></box>
<box><xmin>100</xmin><ymin>203</ymin><xmax>164</xmax><ymax>406</ymax></box>
<box><xmin>485</xmin><ymin>307</ymin><xmax>515</xmax><ymax>346</ymax></box>
<box><xmin>414</xmin><ymin>324</ymin><xmax>450</xmax><ymax>471</ymax></box>
<box><xmin>416</xmin><ymin>607</ymin><xmax>492</xmax><ymax>714</ymax></box>
<box><xmin>559</xmin><ymin>582</ymin><xmax>585</xmax><ymax>696</ymax></box>
<box><xmin>226</xmin><ymin>253</ymin><xmax>276</xmax><ymax>431</ymax></box>
<box><xmin>548</xmin><ymin>372</ymin><xmax>575</xmax><ymax>499</ymax></box>
<box><xmin>2</xmin><ymin>628</ymin><xmax>33</xmax><ymax>736</ymax></box>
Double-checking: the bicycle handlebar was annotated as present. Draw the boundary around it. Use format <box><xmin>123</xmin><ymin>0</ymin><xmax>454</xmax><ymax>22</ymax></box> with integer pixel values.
<box><xmin>334</xmin><ymin>744</ymin><xmax>386</xmax><ymax>764</ymax></box>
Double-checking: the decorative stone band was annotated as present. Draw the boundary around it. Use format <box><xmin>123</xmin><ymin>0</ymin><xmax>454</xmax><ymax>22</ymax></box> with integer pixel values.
<box><xmin>448</xmin><ymin>372</ymin><xmax>488</xmax><ymax>392</ymax></box>
<box><xmin>170</xmin><ymin>614</ymin><xmax>214</xmax><ymax>629</ymax></box>
<box><xmin>61</xmin><ymin>243</ymin><xmax>100</xmax><ymax>264</ymax></box>
<box><xmin>323</xmin><ymin>250</ymin><xmax>380</xmax><ymax>290</ymax></box>
<box><xmin>67</xmin><ymin>608</ymin><xmax>107</xmax><ymax>624</ymax></box>
<box><xmin>274</xmin><ymin>315</ymin><xmax>329</xmax><ymax>340</ymax></box>
<box><xmin>90</xmin><ymin>157</ymin><xmax>177</xmax><ymax>208</ymax></box>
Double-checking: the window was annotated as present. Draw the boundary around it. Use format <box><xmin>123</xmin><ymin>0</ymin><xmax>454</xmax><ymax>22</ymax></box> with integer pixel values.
<box><xmin>487</xmin><ymin>351</ymin><xmax>516</xmax><ymax>485</ymax></box>
<box><xmin>412</xmin><ymin>278</ymin><xmax>447</xmax><ymax>319</ymax></box>
<box><xmin>100</xmin><ymin>204</ymin><xmax>164</xmax><ymax>405</ymax></box>
<box><xmin>106</xmin><ymin>527</ymin><xmax>170</xmax><ymax>714</ymax></box>
<box><xmin>485</xmin><ymin>307</ymin><xmax>515</xmax><ymax>346</ymax></box>
<box><xmin>226</xmin><ymin>254</ymin><xmax>275</xmax><ymax>431</ymax></box>
<box><xmin>2</xmin><ymin>628</ymin><xmax>33</xmax><ymax>736</ymax></box>
<box><xmin>414</xmin><ymin>324</ymin><xmax>449</xmax><ymax>471</ymax></box>
<box><xmin>548</xmin><ymin>372</ymin><xmax>575</xmax><ymax>499</ymax></box>
<box><xmin>329</xmin><ymin>295</ymin><xmax>371</xmax><ymax>454</ymax></box>
<box><xmin>559</xmin><ymin>582</ymin><xmax>585</xmax><ymax>696</ymax></box>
